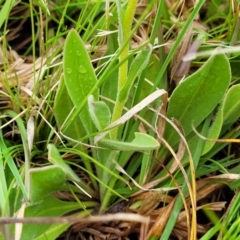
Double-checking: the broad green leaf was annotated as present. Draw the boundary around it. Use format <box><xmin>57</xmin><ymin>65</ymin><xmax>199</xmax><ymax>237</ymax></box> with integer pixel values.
<box><xmin>202</xmin><ymin>108</ymin><xmax>223</xmax><ymax>155</ymax></box>
<box><xmin>230</xmin><ymin>56</ymin><xmax>240</xmax><ymax>79</ymax></box>
<box><xmin>47</xmin><ymin>145</ymin><xmax>91</xmax><ymax>198</ymax></box>
<box><xmin>48</xmin><ymin>144</ymin><xmax>80</xmax><ymax>183</ymax></box>
<box><xmin>35</xmin><ymin>211</ymin><xmax>91</xmax><ymax>240</ymax></box>
<box><xmin>63</xmin><ymin>29</ymin><xmax>98</xmax><ymax>136</ymax></box>
<box><xmin>29</xmin><ymin>165</ymin><xmax>66</xmax><ymax>204</ymax></box>
<box><xmin>54</xmin><ymin>79</ymin><xmax>99</xmax><ymax>191</ymax></box>
<box><xmin>202</xmin><ymin>84</ymin><xmax>240</xmax><ymax>154</ymax></box>
<box><xmin>22</xmin><ymin>195</ymin><xmax>91</xmax><ymax>240</ymax></box>
<box><xmin>35</xmin><ymin>223</ymin><xmax>70</xmax><ymax>240</ymax></box>
<box><xmin>88</xmin><ymin>95</ymin><xmax>111</xmax><ymax>131</ymax></box>
<box><xmin>223</xmin><ymin>84</ymin><xmax>240</xmax><ymax>126</ymax></box>
<box><xmin>54</xmin><ymin>76</ymin><xmax>86</xmax><ymax>140</ymax></box>
<box><xmin>99</xmin><ymin>132</ymin><xmax>159</xmax><ymax>151</ymax></box>
<box><xmin>165</xmin><ymin>52</ymin><xmax>230</xmax><ymax>145</ymax></box>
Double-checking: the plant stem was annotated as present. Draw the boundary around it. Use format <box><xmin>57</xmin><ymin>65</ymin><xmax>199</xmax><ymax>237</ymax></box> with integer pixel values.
<box><xmin>110</xmin><ymin>0</ymin><xmax>138</xmax><ymax>139</ymax></box>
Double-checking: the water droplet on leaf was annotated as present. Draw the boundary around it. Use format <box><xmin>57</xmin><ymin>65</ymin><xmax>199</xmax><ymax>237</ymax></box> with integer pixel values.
<box><xmin>76</xmin><ymin>50</ymin><xmax>81</xmax><ymax>57</ymax></box>
<box><xmin>78</xmin><ymin>65</ymin><xmax>87</xmax><ymax>74</ymax></box>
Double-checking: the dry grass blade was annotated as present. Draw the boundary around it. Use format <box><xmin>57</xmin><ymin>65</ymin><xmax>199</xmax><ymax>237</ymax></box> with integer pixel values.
<box><xmin>169</xmin><ymin>23</ymin><xmax>194</xmax><ymax>85</ymax></box>
<box><xmin>0</xmin><ymin>46</ymin><xmax>46</xmax><ymax>89</ymax></box>
<box><xmin>145</xmin><ymin>198</ymin><xmax>176</xmax><ymax>239</ymax></box>
<box><xmin>123</xmin><ymin>192</ymin><xmax>164</xmax><ymax>237</ymax></box>
<box><xmin>192</xmin><ymin>123</ymin><xmax>240</xmax><ymax>143</ymax></box>
<box><xmin>94</xmin><ymin>89</ymin><xmax>167</xmax><ymax>143</ymax></box>
<box><xmin>155</xmin><ymin>87</ymin><xmax>168</xmax><ymax>146</ymax></box>
<box><xmin>0</xmin><ymin>213</ymin><xmax>150</xmax><ymax>225</ymax></box>
<box><xmin>14</xmin><ymin>202</ymin><xmax>26</xmax><ymax>240</ymax></box>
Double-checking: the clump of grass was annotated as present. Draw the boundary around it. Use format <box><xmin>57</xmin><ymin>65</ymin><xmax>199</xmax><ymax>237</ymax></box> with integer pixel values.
<box><xmin>0</xmin><ymin>0</ymin><xmax>240</xmax><ymax>240</ymax></box>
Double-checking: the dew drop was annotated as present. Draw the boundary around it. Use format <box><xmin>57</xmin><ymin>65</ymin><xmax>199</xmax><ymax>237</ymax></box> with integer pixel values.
<box><xmin>66</xmin><ymin>68</ymin><xmax>72</xmax><ymax>74</ymax></box>
<box><xmin>76</xmin><ymin>50</ymin><xmax>81</xmax><ymax>57</ymax></box>
<box><xmin>78</xmin><ymin>65</ymin><xmax>87</xmax><ymax>74</ymax></box>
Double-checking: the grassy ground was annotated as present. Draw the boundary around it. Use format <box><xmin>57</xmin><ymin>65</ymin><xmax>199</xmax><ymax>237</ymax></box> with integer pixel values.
<box><xmin>1</xmin><ymin>0</ymin><xmax>240</xmax><ymax>239</ymax></box>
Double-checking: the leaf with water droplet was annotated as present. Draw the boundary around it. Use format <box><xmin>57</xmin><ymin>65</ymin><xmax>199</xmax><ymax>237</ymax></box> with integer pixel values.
<box><xmin>63</xmin><ymin>29</ymin><xmax>99</xmax><ymax>136</ymax></box>
<box><xmin>78</xmin><ymin>65</ymin><xmax>87</xmax><ymax>74</ymax></box>
<box><xmin>54</xmin><ymin>77</ymin><xmax>86</xmax><ymax>142</ymax></box>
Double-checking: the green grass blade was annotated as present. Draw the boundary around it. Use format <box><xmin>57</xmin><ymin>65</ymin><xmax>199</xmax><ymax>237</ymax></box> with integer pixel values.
<box><xmin>4</xmin><ymin>110</ymin><xmax>31</xmax><ymax>199</ymax></box>
<box><xmin>0</xmin><ymin>0</ymin><xmax>16</xmax><ymax>29</ymax></box>
<box><xmin>0</xmin><ymin>137</ymin><xmax>28</xmax><ymax>201</ymax></box>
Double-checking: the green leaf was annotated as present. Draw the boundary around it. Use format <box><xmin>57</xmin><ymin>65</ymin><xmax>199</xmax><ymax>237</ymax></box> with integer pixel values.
<box><xmin>48</xmin><ymin>144</ymin><xmax>80</xmax><ymax>183</ymax></box>
<box><xmin>118</xmin><ymin>44</ymin><xmax>153</xmax><ymax>103</ymax></box>
<box><xmin>99</xmin><ymin>132</ymin><xmax>159</xmax><ymax>151</ymax></box>
<box><xmin>97</xmin><ymin>132</ymin><xmax>159</xmax><ymax>200</ymax></box>
<box><xmin>29</xmin><ymin>165</ymin><xmax>66</xmax><ymax>204</ymax></box>
<box><xmin>47</xmin><ymin>145</ymin><xmax>91</xmax><ymax>198</ymax></box>
<box><xmin>22</xmin><ymin>195</ymin><xmax>88</xmax><ymax>240</ymax></box>
<box><xmin>54</xmin><ymin>77</ymin><xmax>86</xmax><ymax>140</ymax></box>
<box><xmin>35</xmin><ymin>223</ymin><xmax>70</xmax><ymax>240</ymax></box>
<box><xmin>139</xmin><ymin>54</ymin><xmax>167</xmax><ymax>101</ymax></box>
<box><xmin>100</xmin><ymin>24</ymin><xmax>119</xmax><ymax>112</ymax></box>
<box><xmin>202</xmin><ymin>84</ymin><xmax>240</xmax><ymax>154</ymax></box>
<box><xmin>202</xmin><ymin>108</ymin><xmax>223</xmax><ymax>155</ymax></box>
<box><xmin>165</xmin><ymin>52</ymin><xmax>231</xmax><ymax>145</ymax></box>
<box><xmin>223</xmin><ymin>84</ymin><xmax>240</xmax><ymax>126</ymax></box>
<box><xmin>34</xmin><ymin>211</ymin><xmax>91</xmax><ymax>240</ymax></box>
<box><xmin>0</xmin><ymin>0</ymin><xmax>16</xmax><ymax>29</ymax></box>
<box><xmin>63</xmin><ymin>29</ymin><xmax>98</xmax><ymax>135</ymax></box>
<box><xmin>97</xmin><ymin>149</ymin><xmax>119</xmax><ymax>201</ymax></box>
<box><xmin>3</xmin><ymin>110</ymin><xmax>31</xmax><ymax>200</ymax></box>
<box><xmin>88</xmin><ymin>95</ymin><xmax>111</xmax><ymax>131</ymax></box>
<box><xmin>54</xmin><ymin>80</ymin><xmax>99</xmax><ymax>191</ymax></box>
